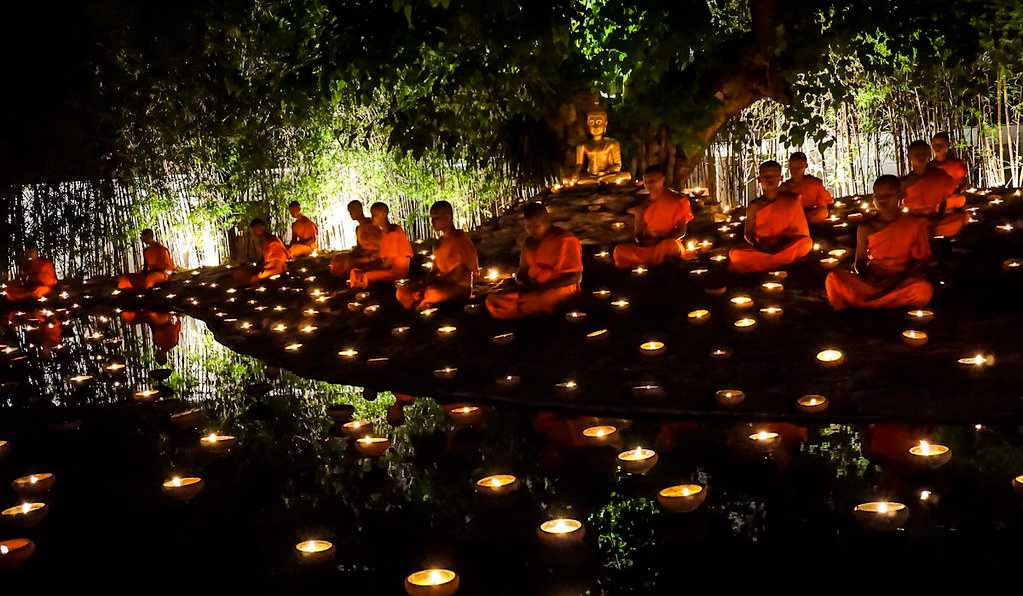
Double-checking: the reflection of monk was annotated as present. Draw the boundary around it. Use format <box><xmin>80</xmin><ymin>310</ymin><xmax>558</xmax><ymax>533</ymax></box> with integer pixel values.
<box><xmin>728</xmin><ymin>161</ymin><xmax>812</xmax><ymax>273</ymax></box>
<box><xmin>285</xmin><ymin>200</ymin><xmax>318</xmax><ymax>258</ymax></box>
<box><xmin>36</xmin><ymin>311</ymin><xmax>62</xmax><ymax>350</ymax></box>
<box><xmin>121</xmin><ymin>310</ymin><xmax>181</xmax><ymax>364</ymax></box>
<box><xmin>902</xmin><ymin>139</ymin><xmax>964</xmax><ymax>237</ymax></box>
<box><xmin>486</xmin><ymin>202</ymin><xmax>582</xmax><ymax>319</ymax></box>
<box><xmin>826</xmin><ymin>175</ymin><xmax>933</xmax><ymax>310</ymax></box>
<box><xmin>118</xmin><ymin>229</ymin><xmax>175</xmax><ymax>290</ymax></box>
<box><xmin>612</xmin><ymin>165</ymin><xmax>693</xmax><ymax>268</ymax></box>
<box><xmin>348</xmin><ymin>202</ymin><xmax>412</xmax><ymax>289</ymax></box>
<box><xmin>4</xmin><ymin>243</ymin><xmax>57</xmax><ymax>302</ymax></box>
<box><xmin>330</xmin><ymin>200</ymin><xmax>383</xmax><ymax>278</ymax></box>
<box><xmin>231</xmin><ymin>219</ymin><xmax>288</xmax><ymax>286</ymax></box>
<box><xmin>779</xmin><ymin>152</ymin><xmax>833</xmax><ymax>224</ymax></box>
<box><xmin>860</xmin><ymin>423</ymin><xmax>928</xmax><ymax>465</ymax></box>
<box><xmin>396</xmin><ymin>201</ymin><xmax>478</xmax><ymax>310</ymax></box>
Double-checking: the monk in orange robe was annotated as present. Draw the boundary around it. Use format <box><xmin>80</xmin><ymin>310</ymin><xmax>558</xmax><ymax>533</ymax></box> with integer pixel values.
<box><xmin>902</xmin><ymin>139</ymin><xmax>964</xmax><ymax>237</ymax></box>
<box><xmin>4</xmin><ymin>244</ymin><xmax>57</xmax><ymax>302</ymax></box>
<box><xmin>728</xmin><ymin>161</ymin><xmax>812</xmax><ymax>273</ymax></box>
<box><xmin>330</xmin><ymin>200</ymin><xmax>383</xmax><ymax>278</ymax></box>
<box><xmin>825</xmin><ymin>175</ymin><xmax>933</xmax><ymax>310</ymax></box>
<box><xmin>780</xmin><ymin>151</ymin><xmax>834</xmax><ymax>224</ymax></box>
<box><xmin>486</xmin><ymin>202</ymin><xmax>583</xmax><ymax>319</ymax></box>
<box><xmin>285</xmin><ymin>200</ymin><xmax>318</xmax><ymax>258</ymax></box>
<box><xmin>232</xmin><ymin>218</ymin><xmax>289</xmax><ymax>285</ymax></box>
<box><xmin>612</xmin><ymin>164</ymin><xmax>693</xmax><ymax>268</ymax></box>
<box><xmin>116</xmin><ymin>229</ymin><xmax>175</xmax><ymax>291</ymax></box>
<box><xmin>349</xmin><ymin>202</ymin><xmax>412</xmax><ymax>289</ymax></box>
<box><xmin>396</xmin><ymin>200</ymin><xmax>479</xmax><ymax>310</ymax></box>
<box><xmin>929</xmin><ymin>131</ymin><xmax>968</xmax><ymax>210</ymax></box>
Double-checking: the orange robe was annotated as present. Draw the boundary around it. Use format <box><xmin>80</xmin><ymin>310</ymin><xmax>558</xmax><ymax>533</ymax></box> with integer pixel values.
<box><xmin>781</xmin><ymin>175</ymin><xmax>833</xmax><ymax>223</ymax></box>
<box><xmin>728</xmin><ymin>193</ymin><xmax>812</xmax><ymax>273</ymax></box>
<box><xmin>825</xmin><ymin>215</ymin><xmax>933</xmax><ymax>310</ymax></box>
<box><xmin>486</xmin><ymin>226</ymin><xmax>582</xmax><ymax>319</ymax></box>
<box><xmin>232</xmin><ymin>236</ymin><xmax>288</xmax><ymax>285</ymax></box>
<box><xmin>903</xmin><ymin>168</ymin><xmax>964</xmax><ymax>237</ymax></box>
<box><xmin>330</xmin><ymin>220</ymin><xmax>383</xmax><ymax>277</ymax></box>
<box><xmin>4</xmin><ymin>258</ymin><xmax>57</xmax><ymax>302</ymax></box>
<box><xmin>287</xmin><ymin>215</ymin><xmax>319</xmax><ymax>257</ymax></box>
<box><xmin>118</xmin><ymin>243</ymin><xmax>175</xmax><ymax>290</ymax></box>
<box><xmin>612</xmin><ymin>193</ymin><xmax>693</xmax><ymax>268</ymax></box>
<box><xmin>349</xmin><ymin>225</ymin><xmax>412</xmax><ymax>288</ymax></box>
<box><xmin>396</xmin><ymin>230</ymin><xmax>479</xmax><ymax>310</ymax></box>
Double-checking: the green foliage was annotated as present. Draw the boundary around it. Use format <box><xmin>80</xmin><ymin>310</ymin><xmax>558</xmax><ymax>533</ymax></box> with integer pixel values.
<box><xmin>589</xmin><ymin>492</ymin><xmax>662</xmax><ymax>593</ymax></box>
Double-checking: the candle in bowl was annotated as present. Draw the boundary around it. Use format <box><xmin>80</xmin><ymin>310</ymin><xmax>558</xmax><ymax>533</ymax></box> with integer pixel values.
<box><xmin>768</xmin><ymin>270</ymin><xmax>788</xmax><ymax>280</ymax></box>
<box><xmin>433</xmin><ymin>367</ymin><xmax>458</xmax><ymax>380</ymax></box>
<box><xmin>582</xmin><ymin>425</ymin><xmax>618</xmax><ymax>445</ymax></box>
<box><xmin>816</xmin><ymin>348</ymin><xmax>845</xmax><ymax>367</ymax></box>
<box><xmin>639</xmin><ymin>340</ymin><xmax>666</xmax><ymax>356</ymax></box>
<box><xmin>295</xmin><ymin>540</ymin><xmax>335</xmax><ymax>565</ymax></box>
<box><xmin>0</xmin><ymin>538</ymin><xmax>35</xmax><ymax>571</ymax></box>
<box><xmin>819</xmin><ymin>257</ymin><xmax>840</xmax><ymax>270</ymax></box>
<box><xmin>564</xmin><ymin>310</ymin><xmax>588</xmax><ymax>322</ymax></box>
<box><xmin>901</xmin><ymin>329</ymin><xmax>928</xmax><ymax>347</ymax></box>
<box><xmin>689</xmin><ymin>268</ymin><xmax>709</xmax><ymax>277</ymax></box>
<box><xmin>68</xmin><ymin>374</ymin><xmax>94</xmax><ymax>386</ymax></box>
<box><xmin>796</xmin><ymin>395</ymin><xmax>828</xmax><ymax>413</ymax></box>
<box><xmin>161</xmin><ymin>476</ymin><xmax>205</xmax><ymax>501</ymax></box>
<box><xmin>284</xmin><ymin>342</ymin><xmax>303</xmax><ymax>352</ymax></box>
<box><xmin>760</xmin><ymin>281</ymin><xmax>784</xmax><ymax>294</ymax></box>
<box><xmin>342</xmin><ymin>420</ymin><xmax>373</xmax><ymax>438</ymax></box>
<box><xmin>657</xmin><ymin>484</ymin><xmax>707</xmax><ymax>513</ymax></box>
<box><xmin>497</xmin><ymin>374</ymin><xmax>520</xmax><ymax>388</ymax></box>
<box><xmin>405</xmin><ymin>569</ymin><xmax>460</xmax><ymax>596</ymax></box>
<box><xmin>715</xmin><ymin>389</ymin><xmax>745</xmax><ymax>407</ymax></box>
<box><xmin>355</xmin><ymin>436</ymin><xmax>391</xmax><ymax>457</ymax></box>
<box><xmin>709</xmin><ymin>346</ymin><xmax>733</xmax><ymax>359</ymax></box>
<box><xmin>392</xmin><ymin>326</ymin><xmax>411</xmax><ymax>337</ymax></box>
<box><xmin>733</xmin><ymin>317</ymin><xmax>757</xmax><ymax>331</ymax></box>
<box><xmin>729</xmin><ymin>295</ymin><xmax>754</xmax><ymax>309</ymax></box>
<box><xmin>749</xmin><ymin>430</ymin><xmax>780</xmax><ymax>452</ymax></box>
<box><xmin>610</xmin><ymin>298</ymin><xmax>630</xmax><ymax>311</ymax></box>
<box><xmin>1013</xmin><ymin>475</ymin><xmax>1023</xmax><ymax>495</ymax></box>
<box><xmin>12</xmin><ymin>473</ymin><xmax>55</xmax><ymax>497</ymax></box>
<box><xmin>958</xmin><ymin>353</ymin><xmax>994</xmax><ymax>367</ymax></box>
<box><xmin>538</xmin><ymin>518</ymin><xmax>585</xmax><ymax>547</ymax></box>
<box><xmin>133</xmin><ymin>388</ymin><xmax>161</xmax><ymax>402</ymax></box>
<box><xmin>1003</xmin><ymin>258</ymin><xmax>1022</xmax><ymax>271</ymax></box>
<box><xmin>759</xmin><ymin>305</ymin><xmax>784</xmax><ymax>320</ymax></box>
<box><xmin>631</xmin><ymin>266</ymin><xmax>648</xmax><ymax>277</ymax></box>
<box><xmin>592</xmin><ymin>289</ymin><xmax>612</xmax><ymax>299</ymax></box>
<box><xmin>199</xmin><ymin>433</ymin><xmax>237</xmax><ymax>453</ymax></box>
<box><xmin>909</xmin><ymin>440</ymin><xmax>951</xmax><ymax>468</ymax></box>
<box><xmin>611</xmin><ymin>221</ymin><xmax>626</xmax><ymax>231</ymax></box>
<box><xmin>491</xmin><ymin>332</ymin><xmax>515</xmax><ymax>345</ymax></box>
<box><xmin>363</xmin><ymin>304</ymin><xmax>381</xmax><ymax>316</ymax></box>
<box><xmin>0</xmin><ymin>439</ymin><xmax>8</xmax><ymax>458</ymax></box>
<box><xmin>827</xmin><ymin>248</ymin><xmax>849</xmax><ymax>259</ymax></box>
<box><xmin>436</xmin><ymin>324</ymin><xmax>457</xmax><ymax>337</ymax></box>
<box><xmin>853</xmin><ymin>501</ymin><xmax>908</xmax><ymax>531</ymax></box>
<box><xmin>475</xmin><ymin>474</ymin><xmax>520</xmax><ymax>497</ymax></box>
<box><xmin>906</xmin><ymin>309</ymin><xmax>935</xmax><ymax>324</ymax></box>
<box><xmin>338</xmin><ymin>347</ymin><xmax>359</xmax><ymax>361</ymax></box>
<box><xmin>687</xmin><ymin>309</ymin><xmax>710</xmax><ymax>324</ymax></box>
<box><xmin>617</xmin><ymin>447</ymin><xmax>659</xmax><ymax>474</ymax></box>
<box><xmin>446</xmin><ymin>404</ymin><xmax>483</xmax><ymax>426</ymax></box>
<box><xmin>169</xmin><ymin>408</ymin><xmax>202</xmax><ymax>429</ymax></box>
<box><xmin>1</xmin><ymin>502</ymin><xmax>48</xmax><ymax>527</ymax></box>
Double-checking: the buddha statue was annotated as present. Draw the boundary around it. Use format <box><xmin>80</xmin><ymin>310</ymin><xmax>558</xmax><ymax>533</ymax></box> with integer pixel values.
<box><xmin>565</xmin><ymin>109</ymin><xmax>632</xmax><ymax>187</ymax></box>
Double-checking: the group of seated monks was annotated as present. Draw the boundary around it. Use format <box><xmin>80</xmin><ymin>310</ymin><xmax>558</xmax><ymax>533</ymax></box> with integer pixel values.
<box><xmin>4</xmin><ymin>131</ymin><xmax>972</xmax><ymax>319</ymax></box>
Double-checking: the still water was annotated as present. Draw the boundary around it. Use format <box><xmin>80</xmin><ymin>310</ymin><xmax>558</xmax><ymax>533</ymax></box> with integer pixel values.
<box><xmin>1</xmin><ymin>307</ymin><xmax>1022</xmax><ymax>592</ymax></box>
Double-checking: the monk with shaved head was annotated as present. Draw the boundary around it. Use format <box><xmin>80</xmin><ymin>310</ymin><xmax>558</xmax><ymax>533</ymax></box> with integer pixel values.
<box><xmin>330</xmin><ymin>200</ymin><xmax>383</xmax><ymax>278</ymax></box>
<box><xmin>285</xmin><ymin>200</ymin><xmax>318</xmax><ymax>258</ymax></box>
<box><xmin>118</xmin><ymin>229</ymin><xmax>175</xmax><ymax>290</ymax></box>
<box><xmin>728</xmin><ymin>160</ymin><xmax>812</xmax><ymax>273</ymax></box>
<box><xmin>4</xmin><ymin>242</ymin><xmax>57</xmax><ymax>302</ymax></box>
<box><xmin>231</xmin><ymin>218</ymin><xmax>288</xmax><ymax>285</ymax></box>
<box><xmin>825</xmin><ymin>175</ymin><xmax>933</xmax><ymax>310</ymax></box>
<box><xmin>780</xmin><ymin>152</ymin><xmax>833</xmax><ymax>224</ymax></box>
<box><xmin>348</xmin><ymin>202</ymin><xmax>412</xmax><ymax>289</ymax></box>
<box><xmin>612</xmin><ymin>164</ymin><xmax>693</xmax><ymax>268</ymax></box>
<box><xmin>903</xmin><ymin>140</ymin><xmax>965</xmax><ymax>236</ymax></box>
<box><xmin>396</xmin><ymin>200</ymin><xmax>478</xmax><ymax>310</ymax></box>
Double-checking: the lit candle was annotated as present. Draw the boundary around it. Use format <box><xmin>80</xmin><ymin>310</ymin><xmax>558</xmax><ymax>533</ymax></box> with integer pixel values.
<box><xmin>463</xmin><ymin>303</ymin><xmax>481</xmax><ymax>314</ymax></box>
<box><xmin>631</xmin><ymin>266</ymin><xmax>648</xmax><ymax>276</ymax></box>
<box><xmin>392</xmin><ymin>326</ymin><xmax>411</xmax><ymax>337</ymax></box>
<box><xmin>733</xmin><ymin>317</ymin><xmax>757</xmax><ymax>331</ymax></box>
<box><xmin>709</xmin><ymin>346</ymin><xmax>732</xmax><ymax>359</ymax></box>
<box><xmin>582</xmin><ymin>425</ymin><xmax>617</xmax><ymax>444</ymax></box>
<box><xmin>338</xmin><ymin>347</ymin><xmax>359</xmax><ymax>360</ymax></box>
<box><xmin>133</xmin><ymin>388</ymin><xmax>160</xmax><ymax>402</ymax></box>
<box><xmin>0</xmin><ymin>538</ymin><xmax>35</xmax><ymax>571</ymax></box>
<box><xmin>815</xmin><ymin>348</ymin><xmax>845</xmax><ymax>367</ymax></box>
<box><xmin>906</xmin><ymin>309</ymin><xmax>935</xmax><ymax>324</ymax></box>
<box><xmin>827</xmin><ymin>248</ymin><xmax>848</xmax><ymax>258</ymax></box>
<box><xmin>749</xmin><ymin>430</ymin><xmax>780</xmax><ymax>452</ymax></box>
<box><xmin>446</xmin><ymin>404</ymin><xmax>482</xmax><ymax>426</ymax></box>
<box><xmin>958</xmin><ymin>353</ymin><xmax>994</xmax><ymax>367</ymax></box>
<box><xmin>405</xmin><ymin>569</ymin><xmax>459</xmax><ymax>596</ymax></box>
<box><xmin>0</xmin><ymin>439</ymin><xmax>8</xmax><ymax>458</ymax></box>
<box><xmin>363</xmin><ymin>304</ymin><xmax>381</xmax><ymax>316</ymax></box>
<box><xmin>594</xmin><ymin>250</ymin><xmax>611</xmax><ymax>261</ymax></box>
<box><xmin>610</xmin><ymin>298</ymin><xmax>630</xmax><ymax>311</ymax></box>
<box><xmin>284</xmin><ymin>342</ymin><xmax>302</xmax><ymax>352</ymax></box>
<box><xmin>484</xmin><ymin>267</ymin><xmax>502</xmax><ymax>282</ymax></box>
<box><xmin>436</xmin><ymin>324</ymin><xmax>457</xmax><ymax>337</ymax></box>
<box><xmin>538</xmin><ymin>518</ymin><xmax>585</xmax><ymax>547</ymax></box>
<box><xmin>564</xmin><ymin>310</ymin><xmax>588</xmax><ymax>322</ymax></box>
<box><xmin>853</xmin><ymin>501</ymin><xmax>908</xmax><ymax>531</ymax></box>
<box><xmin>1003</xmin><ymin>258</ymin><xmax>1022</xmax><ymax>271</ymax></box>
<box><xmin>161</xmin><ymin>476</ymin><xmax>205</xmax><ymax>501</ymax></box>
<box><xmin>657</xmin><ymin>484</ymin><xmax>707</xmax><ymax>513</ymax></box>
<box><xmin>611</xmin><ymin>221</ymin><xmax>626</xmax><ymax>231</ymax></box>
<box><xmin>491</xmin><ymin>332</ymin><xmax>515</xmax><ymax>345</ymax></box>
<box><xmin>617</xmin><ymin>447</ymin><xmax>658</xmax><ymax>474</ymax></box>
<box><xmin>819</xmin><ymin>257</ymin><xmax>840</xmax><ymax>269</ymax></box>
<box><xmin>796</xmin><ymin>394</ymin><xmax>828</xmax><ymax>413</ymax></box>
<box><xmin>433</xmin><ymin>367</ymin><xmax>458</xmax><ymax>380</ymax></box>
<box><xmin>1012</xmin><ymin>474</ymin><xmax>1023</xmax><ymax>495</ymax></box>
<box><xmin>729</xmin><ymin>295</ymin><xmax>754</xmax><ymax>308</ymax></box>
<box><xmin>342</xmin><ymin>420</ymin><xmax>373</xmax><ymax>438</ymax></box>
<box><xmin>715</xmin><ymin>389</ymin><xmax>745</xmax><ymax>406</ymax></box>
<box><xmin>768</xmin><ymin>270</ymin><xmax>788</xmax><ymax>280</ymax></box>
<box><xmin>103</xmin><ymin>361</ymin><xmax>126</xmax><ymax>373</ymax></box>
<box><xmin>354</xmin><ymin>436</ymin><xmax>391</xmax><ymax>457</ymax></box>
<box><xmin>687</xmin><ymin>309</ymin><xmax>710</xmax><ymax>324</ymax></box>
<box><xmin>909</xmin><ymin>440</ymin><xmax>951</xmax><ymax>468</ymax></box>
<box><xmin>1</xmin><ymin>502</ymin><xmax>48</xmax><ymax>527</ymax></box>
<box><xmin>295</xmin><ymin>540</ymin><xmax>335</xmax><ymax>565</ymax></box>
<box><xmin>555</xmin><ymin>379</ymin><xmax>577</xmax><ymax>392</ymax></box>
<box><xmin>760</xmin><ymin>281</ymin><xmax>783</xmax><ymax>294</ymax></box>
<box><xmin>475</xmin><ymin>474</ymin><xmax>520</xmax><ymax>497</ymax></box>
<box><xmin>759</xmin><ymin>305</ymin><xmax>783</xmax><ymax>319</ymax></box>
<box><xmin>709</xmin><ymin>254</ymin><xmax>728</xmax><ymax>263</ymax></box>
<box><xmin>639</xmin><ymin>340</ymin><xmax>666</xmax><ymax>356</ymax></box>
<box><xmin>11</xmin><ymin>473</ymin><xmax>55</xmax><ymax>496</ymax></box>
<box><xmin>497</xmin><ymin>373</ymin><xmax>520</xmax><ymax>387</ymax></box>
<box><xmin>199</xmin><ymin>433</ymin><xmax>237</xmax><ymax>453</ymax></box>
<box><xmin>419</xmin><ymin>307</ymin><xmax>438</xmax><ymax>318</ymax></box>
<box><xmin>631</xmin><ymin>383</ymin><xmax>664</xmax><ymax>397</ymax></box>
<box><xmin>272</xmin><ymin>323</ymin><xmax>287</xmax><ymax>332</ymax></box>
<box><xmin>68</xmin><ymin>374</ymin><xmax>94</xmax><ymax>385</ymax></box>
<box><xmin>689</xmin><ymin>268</ymin><xmax>709</xmax><ymax>277</ymax></box>
<box><xmin>300</xmin><ymin>324</ymin><xmax>318</xmax><ymax>333</ymax></box>
<box><xmin>592</xmin><ymin>289</ymin><xmax>611</xmax><ymax>299</ymax></box>
<box><xmin>901</xmin><ymin>329</ymin><xmax>928</xmax><ymax>347</ymax></box>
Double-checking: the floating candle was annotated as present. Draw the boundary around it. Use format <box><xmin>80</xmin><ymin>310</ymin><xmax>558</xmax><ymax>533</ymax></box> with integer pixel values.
<box><xmin>68</xmin><ymin>374</ymin><xmax>94</xmax><ymax>385</ymax></box>
<box><xmin>272</xmin><ymin>323</ymin><xmax>287</xmax><ymax>332</ymax></box>
<box><xmin>749</xmin><ymin>430</ymin><xmax>780</xmax><ymax>451</ymax></box>
<box><xmin>733</xmin><ymin>317</ymin><xmax>757</xmax><ymax>330</ymax></box>
<box><xmin>199</xmin><ymin>433</ymin><xmax>236</xmax><ymax>452</ymax></box>
<box><xmin>853</xmin><ymin>501</ymin><xmax>908</xmax><ymax>531</ymax></box>
<box><xmin>484</xmin><ymin>267</ymin><xmax>502</xmax><ymax>282</ymax></box>
<box><xmin>796</xmin><ymin>394</ymin><xmax>828</xmax><ymax>413</ymax></box>
<box><xmin>161</xmin><ymin>476</ymin><xmax>204</xmax><ymax>501</ymax></box>
<box><xmin>405</xmin><ymin>569</ymin><xmax>459</xmax><ymax>596</ymax></box>
<box><xmin>710</xmin><ymin>254</ymin><xmax>728</xmax><ymax>262</ymax></box>
<box><xmin>475</xmin><ymin>474</ymin><xmax>520</xmax><ymax>497</ymax></box>
<box><xmin>295</xmin><ymin>540</ymin><xmax>335</xmax><ymax>565</ymax></box>
<box><xmin>827</xmin><ymin>248</ymin><xmax>848</xmax><ymax>258</ymax></box>
<box><xmin>103</xmin><ymin>361</ymin><xmax>126</xmax><ymax>373</ymax></box>
<box><xmin>687</xmin><ymin>309</ymin><xmax>710</xmax><ymax>324</ymax></box>
<box><xmin>419</xmin><ymin>307</ymin><xmax>438</xmax><ymax>318</ymax></box>
<box><xmin>729</xmin><ymin>295</ymin><xmax>754</xmax><ymax>308</ymax></box>
<box><xmin>582</xmin><ymin>425</ymin><xmax>617</xmax><ymax>443</ymax></box>
<box><xmin>0</xmin><ymin>538</ymin><xmax>35</xmax><ymax>571</ymax></box>
<box><xmin>715</xmin><ymin>389</ymin><xmax>745</xmax><ymax>406</ymax></box>
<box><xmin>300</xmin><ymin>324</ymin><xmax>318</xmax><ymax>333</ymax></box>
<box><xmin>611</xmin><ymin>221</ymin><xmax>626</xmax><ymax>231</ymax></box>
<box><xmin>901</xmin><ymin>329</ymin><xmax>928</xmax><ymax>347</ymax></box>
<box><xmin>617</xmin><ymin>447</ymin><xmax>658</xmax><ymax>474</ymax></box>
<box><xmin>538</xmin><ymin>518</ymin><xmax>585</xmax><ymax>547</ymax></box>
<box><xmin>909</xmin><ymin>440</ymin><xmax>951</xmax><ymax>467</ymax></box>
<box><xmin>760</xmin><ymin>281</ymin><xmax>783</xmax><ymax>293</ymax></box>
<box><xmin>594</xmin><ymin>250</ymin><xmax>611</xmax><ymax>261</ymax></box>
<box><xmin>1</xmin><ymin>502</ymin><xmax>48</xmax><ymax>527</ymax></box>
<box><xmin>639</xmin><ymin>340</ymin><xmax>666</xmax><ymax>356</ymax></box>
<box><xmin>906</xmin><ymin>309</ymin><xmax>935</xmax><ymax>324</ymax></box>
<box><xmin>12</xmin><ymin>473</ymin><xmax>54</xmax><ymax>496</ymax></box>
<box><xmin>0</xmin><ymin>439</ymin><xmax>8</xmax><ymax>458</ymax></box>
<box><xmin>363</xmin><ymin>304</ymin><xmax>381</xmax><ymax>316</ymax></box>
<box><xmin>355</xmin><ymin>436</ymin><xmax>391</xmax><ymax>457</ymax></box>
<box><xmin>342</xmin><ymin>420</ymin><xmax>373</xmax><ymax>438</ymax></box>
<box><xmin>815</xmin><ymin>348</ymin><xmax>845</xmax><ymax>367</ymax></box>
<box><xmin>446</xmin><ymin>405</ymin><xmax>482</xmax><ymax>426</ymax></box>
<box><xmin>555</xmin><ymin>379</ymin><xmax>578</xmax><ymax>392</ymax></box>
<box><xmin>657</xmin><ymin>484</ymin><xmax>707</xmax><ymax>513</ymax></box>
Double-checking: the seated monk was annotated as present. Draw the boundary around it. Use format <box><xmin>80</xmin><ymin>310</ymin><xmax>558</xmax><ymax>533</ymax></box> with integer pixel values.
<box><xmin>929</xmin><ymin>131</ymin><xmax>968</xmax><ymax>210</ymax></box>
<box><xmin>330</xmin><ymin>200</ymin><xmax>383</xmax><ymax>278</ymax></box>
<box><xmin>612</xmin><ymin>164</ymin><xmax>693</xmax><ymax>268</ymax></box>
<box><xmin>285</xmin><ymin>200</ymin><xmax>318</xmax><ymax>258</ymax></box>
<box><xmin>118</xmin><ymin>229</ymin><xmax>175</xmax><ymax>291</ymax></box>
<box><xmin>231</xmin><ymin>218</ymin><xmax>289</xmax><ymax>285</ymax></box>
<box><xmin>4</xmin><ymin>243</ymin><xmax>57</xmax><ymax>302</ymax></box>
<box><xmin>728</xmin><ymin>160</ymin><xmax>812</xmax><ymax>273</ymax></box>
<box><xmin>902</xmin><ymin>139</ymin><xmax>964</xmax><ymax>237</ymax></box>
<box><xmin>349</xmin><ymin>202</ymin><xmax>412</xmax><ymax>289</ymax></box>
<box><xmin>825</xmin><ymin>175</ymin><xmax>933</xmax><ymax>310</ymax></box>
<box><xmin>780</xmin><ymin>151</ymin><xmax>834</xmax><ymax>224</ymax></box>
<box><xmin>396</xmin><ymin>200</ymin><xmax>478</xmax><ymax>310</ymax></box>
<box><xmin>486</xmin><ymin>202</ymin><xmax>583</xmax><ymax>319</ymax></box>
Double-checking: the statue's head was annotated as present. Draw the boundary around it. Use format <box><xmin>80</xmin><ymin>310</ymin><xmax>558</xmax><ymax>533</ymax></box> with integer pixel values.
<box><xmin>586</xmin><ymin>109</ymin><xmax>608</xmax><ymax>138</ymax></box>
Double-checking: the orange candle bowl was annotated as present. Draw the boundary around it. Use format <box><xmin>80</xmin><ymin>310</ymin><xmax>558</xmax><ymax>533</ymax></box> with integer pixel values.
<box><xmin>657</xmin><ymin>484</ymin><xmax>707</xmax><ymax>513</ymax></box>
<box><xmin>404</xmin><ymin>568</ymin><xmax>460</xmax><ymax>596</ymax></box>
<box><xmin>12</xmin><ymin>473</ymin><xmax>55</xmax><ymax>497</ymax></box>
<box><xmin>1</xmin><ymin>502</ymin><xmax>49</xmax><ymax>528</ymax></box>
<box><xmin>853</xmin><ymin>501</ymin><xmax>908</xmax><ymax>531</ymax></box>
<box><xmin>537</xmin><ymin>518</ymin><xmax>586</xmax><ymax>548</ymax></box>
<box><xmin>161</xmin><ymin>476</ymin><xmax>205</xmax><ymax>502</ymax></box>
<box><xmin>295</xmin><ymin>539</ymin><xmax>335</xmax><ymax>565</ymax></box>
<box><xmin>0</xmin><ymin>538</ymin><xmax>35</xmax><ymax>571</ymax></box>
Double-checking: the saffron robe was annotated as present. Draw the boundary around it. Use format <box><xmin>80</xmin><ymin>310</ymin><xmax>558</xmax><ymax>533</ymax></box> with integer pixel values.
<box><xmin>287</xmin><ymin>215</ymin><xmax>319</xmax><ymax>257</ymax></box>
<box><xmin>396</xmin><ymin>230</ymin><xmax>479</xmax><ymax>310</ymax></box>
<box><xmin>118</xmin><ymin>243</ymin><xmax>175</xmax><ymax>290</ymax></box>
<box><xmin>486</xmin><ymin>226</ymin><xmax>582</xmax><ymax>319</ymax></box>
<box><xmin>5</xmin><ymin>258</ymin><xmax>57</xmax><ymax>302</ymax></box>
<box><xmin>781</xmin><ymin>175</ymin><xmax>833</xmax><ymax>224</ymax></box>
<box><xmin>728</xmin><ymin>193</ymin><xmax>812</xmax><ymax>273</ymax></box>
<box><xmin>613</xmin><ymin>193</ymin><xmax>693</xmax><ymax>268</ymax></box>
<box><xmin>349</xmin><ymin>225</ymin><xmax>412</xmax><ymax>288</ymax></box>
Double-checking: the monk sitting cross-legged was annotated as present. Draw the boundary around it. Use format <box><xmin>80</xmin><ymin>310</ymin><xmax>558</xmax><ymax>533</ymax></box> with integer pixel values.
<box><xmin>728</xmin><ymin>160</ymin><xmax>812</xmax><ymax>274</ymax></box>
<box><xmin>118</xmin><ymin>229</ymin><xmax>175</xmax><ymax>291</ymax></box>
<box><xmin>928</xmin><ymin>131</ymin><xmax>969</xmax><ymax>212</ymax></box>
<box><xmin>231</xmin><ymin>218</ymin><xmax>289</xmax><ymax>286</ymax></box>
<box><xmin>486</xmin><ymin>202</ymin><xmax>583</xmax><ymax>319</ymax></box>
<box><xmin>612</xmin><ymin>164</ymin><xmax>693</xmax><ymax>269</ymax></box>
<box><xmin>4</xmin><ymin>243</ymin><xmax>57</xmax><ymax>302</ymax></box>
<box><xmin>396</xmin><ymin>201</ymin><xmax>478</xmax><ymax>310</ymax></box>
<box><xmin>902</xmin><ymin>139</ymin><xmax>964</xmax><ymax>237</ymax></box>
<box><xmin>285</xmin><ymin>200</ymin><xmax>319</xmax><ymax>258</ymax></box>
<box><xmin>330</xmin><ymin>200</ymin><xmax>383</xmax><ymax>278</ymax></box>
<box><xmin>780</xmin><ymin>151</ymin><xmax>834</xmax><ymax>224</ymax></box>
<box><xmin>825</xmin><ymin>175</ymin><xmax>933</xmax><ymax>310</ymax></box>
<box><xmin>349</xmin><ymin>202</ymin><xmax>412</xmax><ymax>289</ymax></box>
